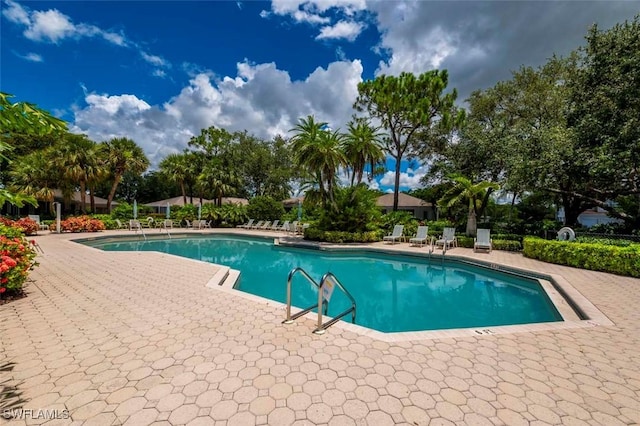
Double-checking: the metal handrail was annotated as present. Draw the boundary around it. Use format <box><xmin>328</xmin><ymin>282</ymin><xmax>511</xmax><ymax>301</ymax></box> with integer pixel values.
<box><xmin>283</xmin><ymin>267</ymin><xmax>327</xmax><ymax>324</ymax></box>
<box><xmin>314</xmin><ymin>272</ymin><xmax>356</xmax><ymax>335</ymax></box>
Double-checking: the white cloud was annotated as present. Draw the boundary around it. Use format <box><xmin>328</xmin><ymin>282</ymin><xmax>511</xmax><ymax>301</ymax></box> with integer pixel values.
<box><xmin>71</xmin><ymin>59</ymin><xmax>364</xmax><ymax>169</ymax></box>
<box><xmin>2</xmin><ymin>0</ymin><xmax>29</xmax><ymax>25</ymax></box>
<box><xmin>3</xmin><ymin>0</ymin><xmax>165</xmax><ymax>75</ymax></box>
<box><xmin>152</xmin><ymin>69</ymin><xmax>167</xmax><ymax>78</ymax></box>
<box><xmin>316</xmin><ymin>20</ymin><xmax>363</xmax><ymax>41</ymax></box>
<box><xmin>141</xmin><ymin>51</ymin><xmax>169</xmax><ymax>68</ymax></box>
<box><xmin>265</xmin><ymin>0</ymin><xmax>367</xmax><ymax>39</ymax></box>
<box><xmin>16</xmin><ymin>51</ymin><xmax>43</xmax><ymax>62</ymax></box>
<box><xmin>23</xmin><ymin>9</ymin><xmax>75</xmax><ymax>42</ymax></box>
<box><xmin>379</xmin><ymin>165</ymin><xmax>428</xmax><ymax>190</ymax></box>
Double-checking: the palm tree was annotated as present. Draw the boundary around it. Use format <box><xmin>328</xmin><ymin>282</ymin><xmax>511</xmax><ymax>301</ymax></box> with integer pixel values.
<box><xmin>57</xmin><ymin>134</ymin><xmax>101</xmax><ymax>214</ymax></box>
<box><xmin>100</xmin><ymin>138</ymin><xmax>149</xmax><ymax>211</ymax></box>
<box><xmin>159</xmin><ymin>153</ymin><xmax>190</xmax><ymax>205</ymax></box>
<box><xmin>439</xmin><ymin>174</ymin><xmax>500</xmax><ymax>236</ymax></box>
<box><xmin>290</xmin><ymin>116</ymin><xmax>346</xmax><ymax>209</ymax></box>
<box><xmin>198</xmin><ymin>162</ymin><xmax>240</xmax><ymax>206</ymax></box>
<box><xmin>9</xmin><ymin>152</ymin><xmax>58</xmax><ymax>212</ymax></box>
<box><xmin>342</xmin><ymin>118</ymin><xmax>385</xmax><ymax>186</ymax></box>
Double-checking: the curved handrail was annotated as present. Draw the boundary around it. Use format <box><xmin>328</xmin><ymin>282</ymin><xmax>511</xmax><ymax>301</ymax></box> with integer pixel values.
<box><xmin>314</xmin><ymin>272</ymin><xmax>357</xmax><ymax>334</ymax></box>
<box><xmin>283</xmin><ymin>267</ymin><xmax>327</xmax><ymax>324</ymax></box>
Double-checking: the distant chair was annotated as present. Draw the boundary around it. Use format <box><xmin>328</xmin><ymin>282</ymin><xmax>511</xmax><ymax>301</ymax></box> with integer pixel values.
<box><xmin>409</xmin><ymin>225</ymin><xmax>429</xmax><ymax>247</ymax></box>
<box><xmin>162</xmin><ymin>219</ymin><xmax>173</xmax><ymax>229</ymax></box>
<box><xmin>435</xmin><ymin>227</ymin><xmax>457</xmax><ymax>249</ymax></box>
<box><xmin>238</xmin><ymin>219</ymin><xmax>254</xmax><ymax>229</ymax></box>
<box><xmin>383</xmin><ymin>225</ymin><xmax>404</xmax><ymax>244</ymax></box>
<box><xmin>250</xmin><ymin>220</ymin><xmax>264</xmax><ymax>229</ymax></box>
<box><xmin>277</xmin><ymin>220</ymin><xmax>290</xmax><ymax>232</ymax></box>
<box><xmin>115</xmin><ymin>219</ymin><xmax>128</xmax><ymax>230</ymax></box>
<box><xmin>28</xmin><ymin>215</ymin><xmax>49</xmax><ymax>231</ymax></box>
<box><xmin>129</xmin><ymin>219</ymin><xmax>142</xmax><ymax>230</ymax></box>
<box><xmin>289</xmin><ymin>221</ymin><xmax>299</xmax><ymax>234</ymax></box>
<box><xmin>474</xmin><ymin>229</ymin><xmax>492</xmax><ymax>253</ymax></box>
<box><xmin>270</xmin><ymin>220</ymin><xmax>280</xmax><ymax>231</ymax></box>
<box><xmin>259</xmin><ymin>221</ymin><xmax>272</xmax><ymax>230</ymax></box>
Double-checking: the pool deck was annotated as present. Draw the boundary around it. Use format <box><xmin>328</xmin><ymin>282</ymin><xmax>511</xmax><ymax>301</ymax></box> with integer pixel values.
<box><xmin>1</xmin><ymin>229</ymin><xmax>639</xmax><ymax>425</ymax></box>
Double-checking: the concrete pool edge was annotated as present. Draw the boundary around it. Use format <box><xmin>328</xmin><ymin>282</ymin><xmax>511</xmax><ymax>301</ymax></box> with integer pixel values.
<box><xmin>71</xmin><ymin>231</ymin><xmax>614</xmax><ymax>342</ymax></box>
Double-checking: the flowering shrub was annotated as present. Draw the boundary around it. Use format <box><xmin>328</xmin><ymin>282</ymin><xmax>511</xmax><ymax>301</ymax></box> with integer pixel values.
<box><xmin>0</xmin><ymin>217</ymin><xmax>39</xmax><ymax>235</ymax></box>
<box><xmin>60</xmin><ymin>216</ymin><xmax>105</xmax><ymax>232</ymax></box>
<box><xmin>0</xmin><ymin>223</ymin><xmax>38</xmax><ymax>295</ymax></box>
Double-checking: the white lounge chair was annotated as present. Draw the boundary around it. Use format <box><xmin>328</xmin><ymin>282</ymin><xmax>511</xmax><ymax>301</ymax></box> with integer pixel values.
<box><xmin>238</xmin><ymin>219</ymin><xmax>254</xmax><ymax>229</ymax></box>
<box><xmin>270</xmin><ymin>220</ymin><xmax>280</xmax><ymax>231</ymax></box>
<box><xmin>474</xmin><ymin>229</ymin><xmax>492</xmax><ymax>253</ymax></box>
<box><xmin>383</xmin><ymin>225</ymin><xmax>404</xmax><ymax>244</ymax></box>
<box><xmin>435</xmin><ymin>227</ymin><xmax>457</xmax><ymax>249</ymax></box>
<box><xmin>115</xmin><ymin>219</ymin><xmax>128</xmax><ymax>229</ymax></box>
<box><xmin>288</xmin><ymin>221</ymin><xmax>299</xmax><ymax>234</ymax></box>
<box><xmin>28</xmin><ymin>215</ymin><xmax>49</xmax><ymax>231</ymax></box>
<box><xmin>277</xmin><ymin>220</ymin><xmax>290</xmax><ymax>232</ymax></box>
<box><xmin>409</xmin><ymin>225</ymin><xmax>429</xmax><ymax>247</ymax></box>
<box><xmin>250</xmin><ymin>220</ymin><xmax>264</xmax><ymax>229</ymax></box>
<box><xmin>259</xmin><ymin>221</ymin><xmax>272</xmax><ymax>230</ymax></box>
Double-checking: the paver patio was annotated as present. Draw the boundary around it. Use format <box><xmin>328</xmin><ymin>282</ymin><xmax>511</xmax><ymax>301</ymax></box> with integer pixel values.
<box><xmin>1</xmin><ymin>230</ymin><xmax>639</xmax><ymax>425</ymax></box>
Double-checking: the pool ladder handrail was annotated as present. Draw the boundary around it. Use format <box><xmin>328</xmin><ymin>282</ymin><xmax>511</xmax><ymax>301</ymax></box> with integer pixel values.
<box><xmin>314</xmin><ymin>272</ymin><xmax>356</xmax><ymax>335</ymax></box>
<box><xmin>130</xmin><ymin>219</ymin><xmax>147</xmax><ymax>241</ymax></box>
<box><xmin>283</xmin><ymin>267</ymin><xmax>328</xmax><ymax>325</ymax></box>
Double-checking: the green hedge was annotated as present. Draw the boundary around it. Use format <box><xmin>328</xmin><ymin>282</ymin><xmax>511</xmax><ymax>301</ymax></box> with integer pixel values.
<box><xmin>304</xmin><ymin>226</ymin><xmax>384</xmax><ymax>243</ymax></box>
<box><xmin>523</xmin><ymin>237</ymin><xmax>640</xmax><ymax>277</ymax></box>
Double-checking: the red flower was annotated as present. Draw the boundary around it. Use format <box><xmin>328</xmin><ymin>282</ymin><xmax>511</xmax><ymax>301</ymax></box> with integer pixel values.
<box><xmin>0</xmin><ymin>285</ymin><xmax>6</xmax><ymax>291</ymax></box>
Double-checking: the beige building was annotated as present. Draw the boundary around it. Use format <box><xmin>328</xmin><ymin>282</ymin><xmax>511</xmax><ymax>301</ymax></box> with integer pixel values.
<box><xmin>376</xmin><ymin>193</ymin><xmax>435</xmax><ymax>220</ymax></box>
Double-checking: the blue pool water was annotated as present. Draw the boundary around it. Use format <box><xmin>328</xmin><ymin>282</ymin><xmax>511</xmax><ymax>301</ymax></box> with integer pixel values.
<box><xmin>88</xmin><ymin>235</ymin><xmax>562</xmax><ymax>332</ymax></box>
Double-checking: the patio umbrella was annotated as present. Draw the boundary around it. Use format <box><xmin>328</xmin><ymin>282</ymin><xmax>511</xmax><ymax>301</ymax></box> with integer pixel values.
<box><xmin>297</xmin><ymin>199</ymin><xmax>302</xmax><ymax>221</ymax></box>
<box><xmin>133</xmin><ymin>200</ymin><xmax>137</xmax><ymax>219</ymax></box>
<box><xmin>198</xmin><ymin>204</ymin><xmax>202</xmax><ymax>220</ymax></box>
<box><xmin>166</xmin><ymin>202</ymin><xmax>170</xmax><ymax>219</ymax></box>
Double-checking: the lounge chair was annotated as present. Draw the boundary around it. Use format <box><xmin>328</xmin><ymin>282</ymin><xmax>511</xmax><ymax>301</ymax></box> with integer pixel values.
<box><xmin>28</xmin><ymin>215</ymin><xmax>49</xmax><ymax>231</ymax></box>
<box><xmin>129</xmin><ymin>219</ymin><xmax>142</xmax><ymax>230</ymax></box>
<box><xmin>383</xmin><ymin>225</ymin><xmax>404</xmax><ymax>244</ymax></box>
<box><xmin>270</xmin><ymin>220</ymin><xmax>280</xmax><ymax>231</ymax></box>
<box><xmin>288</xmin><ymin>221</ymin><xmax>299</xmax><ymax>234</ymax></box>
<box><xmin>277</xmin><ymin>220</ymin><xmax>290</xmax><ymax>232</ymax></box>
<box><xmin>115</xmin><ymin>219</ymin><xmax>128</xmax><ymax>229</ymax></box>
<box><xmin>162</xmin><ymin>219</ymin><xmax>173</xmax><ymax>229</ymax></box>
<box><xmin>409</xmin><ymin>225</ymin><xmax>429</xmax><ymax>247</ymax></box>
<box><xmin>474</xmin><ymin>229</ymin><xmax>492</xmax><ymax>253</ymax></box>
<box><xmin>435</xmin><ymin>227</ymin><xmax>457</xmax><ymax>249</ymax></box>
<box><xmin>259</xmin><ymin>221</ymin><xmax>272</xmax><ymax>230</ymax></box>
<box><xmin>238</xmin><ymin>219</ymin><xmax>254</xmax><ymax>229</ymax></box>
<box><xmin>250</xmin><ymin>220</ymin><xmax>264</xmax><ymax>229</ymax></box>
<box><xmin>201</xmin><ymin>220</ymin><xmax>211</xmax><ymax>229</ymax></box>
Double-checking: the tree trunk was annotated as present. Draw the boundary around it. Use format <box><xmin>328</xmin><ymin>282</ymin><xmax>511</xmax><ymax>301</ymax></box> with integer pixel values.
<box><xmin>89</xmin><ymin>187</ymin><xmax>96</xmax><ymax>213</ymax></box>
<box><xmin>107</xmin><ymin>173</ymin><xmax>122</xmax><ymax>211</ymax></box>
<box><xmin>79</xmin><ymin>181</ymin><xmax>87</xmax><ymax>214</ymax></box>
<box><xmin>181</xmin><ymin>183</ymin><xmax>187</xmax><ymax>205</ymax></box>
<box><xmin>393</xmin><ymin>157</ymin><xmax>401</xmax><ymax>211</ymax></box>
<box><xmin>466</xmin><ymin>204</ymin><xmax>477</xmax><ymax>237</ymax></box>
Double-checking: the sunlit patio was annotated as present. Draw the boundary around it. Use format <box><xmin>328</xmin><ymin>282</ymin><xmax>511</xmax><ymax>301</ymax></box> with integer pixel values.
<box><xmin>1</xmin><ymin>230</ymin><xmax>639</xmax><ymax>425</ymax></box>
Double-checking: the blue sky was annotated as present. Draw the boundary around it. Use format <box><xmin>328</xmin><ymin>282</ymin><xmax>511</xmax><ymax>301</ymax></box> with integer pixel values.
<box><xmin>2</xmin><ymin>0</ymin><xmax>638</xmax><ymax>193</ymax></box>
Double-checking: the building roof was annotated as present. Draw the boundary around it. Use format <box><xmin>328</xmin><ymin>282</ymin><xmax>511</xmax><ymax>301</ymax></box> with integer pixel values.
<box><xmin>53</xmin><ymin>190</ymin><xmax>114</xmax><ymax>207</ymax></box>
<box><xmin>376</xmin><ymin>193</ymin><xmax>432</xmax><ymax>208</ymax></box>
<box><xmin>282</xmin><ymin>196</ymin><xmax>305</xmax><ymax>207</ymax></box>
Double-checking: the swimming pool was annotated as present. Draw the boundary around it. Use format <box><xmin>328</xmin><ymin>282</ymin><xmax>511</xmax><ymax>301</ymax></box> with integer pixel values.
<box><xmin>87</xmin><ymin>235</ymin><xmax>563</xmax><ymax>333</ymax></box>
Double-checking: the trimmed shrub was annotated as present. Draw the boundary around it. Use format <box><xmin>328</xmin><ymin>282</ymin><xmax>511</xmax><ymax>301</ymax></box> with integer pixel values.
<box><xmin>91</xmin><ymin>214</ymin><xmax>119</xmax><ymax>230</ymax></box>
<box><xmin>247</xmin><ymin>196</ymin><xmax>285</xmax><ymax>221</ymax></box>
<box><xmin>523</xmin><ymin>237</ymin><xmax>640</xmax><ymax>277</ymax></box>
<box><xmin>318</xmin><ymin>186</ymin><xmax>382</xmax><ymax>233</ymax></box>
<box><xmin>493</xmin><ymin>239</ymin><xmax>522</xmax><ymax>251</ymax></box>
<box><xmin>0</xmin><ymin>223</ymin><xmax>38</xmax><ymax>295</ymax></box>
<box><xmin>60</xmin><ymin>216</ymin><xmax>105</xmax><ymax>232</ymax></box>
<box><xmin>304</xmin><ymin>226</ymin><xmax>384</xmax><ymax>243</ymax></box>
